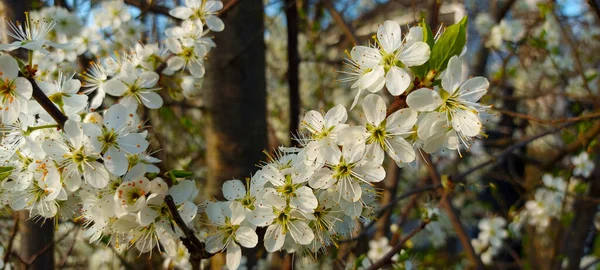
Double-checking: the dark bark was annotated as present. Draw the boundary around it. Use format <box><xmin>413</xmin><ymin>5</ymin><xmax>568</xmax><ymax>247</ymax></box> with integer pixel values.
<box><xmin>202</xmin><ymin>0</ymin><xmax>267</xmax><ymax>268</ymax></box>
<box><xmin>565</xmin><ymin>155</ymin><xmax>600</xmax><ymax>270</ymax></box>
<box><xmin>285</xmin><ymin>0</ymin><xmax>300</xmax><ymax>140</ymax></box>
<box><xmin>17</xmin><ymin>213</ymin><xmax>55</xmax><ymax>270</ymax></box>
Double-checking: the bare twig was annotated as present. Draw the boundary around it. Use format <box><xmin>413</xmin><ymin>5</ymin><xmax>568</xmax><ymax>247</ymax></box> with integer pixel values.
<box><xmin>26</xmin><ymin>227</ymin><xmax>74</xmax><ymax>266</ymax></box>
<box><xmin>1</xmin><ymin>214</ymin><xmax>19</xmax><ymax>269</ymax></box>
<box><xmin>123</xmin><ymin>0</ymin><xmax>178</xmax><ymax>21</ymax></box>
<box><xmin>23</xmin><ymin>75</ymin><xmax>68</xmax><ymax>128</ymax></box>
<box><xmin>323</xmin><ymin>0</ymin><xmax>358</xmax><ymax>45</ymax></box>
<box><xmin>366</xmin><ymin>221</ymin><xmax>429</xmax><ymax>270</ymax></box>
<box><xmin>496</xmin><ymin>109</ymin><xmax>600</xmax><ymax>126</ymax></box>
<box><xmin>550</xmin><ymin>8</ymin><xmax>597</xmax><ymax>103</ymax></box>
<box><xmin>424</xmin><ymin>154</ymin><xmax>485</xmax><ymax>269</ymax></box>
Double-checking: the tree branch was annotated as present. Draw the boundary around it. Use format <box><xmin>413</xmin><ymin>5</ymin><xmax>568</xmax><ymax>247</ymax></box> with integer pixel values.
<box><xmin>323</xmin><ymin>0</ymin><xmax>358</xmax><ymax>45</ymax></box>
<box><xmin>366</xmin><ymin>221</ymin><xmax>429</xmax><ymax>270</ymax></box>
<box><xmin>424</xmin><ymin>154</ymin><xmax>485</xmax><ymax>269</ymax></box>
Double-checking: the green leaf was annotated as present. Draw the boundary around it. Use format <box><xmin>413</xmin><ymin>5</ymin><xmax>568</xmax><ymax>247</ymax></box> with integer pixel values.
<box><xmin>0</xmin><ymin>166</ymin><xmax>13</xmax><ymax>181</ymax></box>
<box><xmin>428</xmin><ymin>16</ymin><xmax>468</xmax><ymax>73</ymax></box>
<box><xmin>169</xmin><ymin>170</ymin><xmax>194</xmax><ymax>178</ymax></box>
<box><xmin>420</xmin><ymin>19</ymin><xmax>435</xmax><ymax>49</ymax></box>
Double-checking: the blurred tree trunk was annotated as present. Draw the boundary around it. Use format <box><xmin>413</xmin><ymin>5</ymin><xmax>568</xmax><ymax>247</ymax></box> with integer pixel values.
<box><xmin>0</xmin><ymin>1</ymin><xmax>55</xmax><ymax>270</ymax></box>
<box><xmin>203</xmin><ymin>0</ymin><xmax>267</xmax><ymax>268</ymax></box>
<box><xmin>17</xmin><ymin>214</ymin><xmax>54</xmax><ymax>270</ymax></box>
<box><xmin>285</xmin><ymin>0</ymin><xmax>300</xmax><ymax>140</ymax></box>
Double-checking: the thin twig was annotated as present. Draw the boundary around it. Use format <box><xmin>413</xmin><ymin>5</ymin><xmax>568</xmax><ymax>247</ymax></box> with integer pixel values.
<box><xmin>26</xmin><ymin>227</ymin><xmax>74</xmax><ymax>265</ymax></box>
<box><xmin>323</xmin><ymin>0</ymin><xmax>358</xmax><ymax>45</ymax></box>
<box><xmin>424</xmin><ymin>154</ymin><xmax>485</xmax><ymax>269</ymax></box>
<box><xmin>366</xmin><ymin>221</ymin><xmax>429</xmax><ymax>270</ymax></box>
<box><xmin>1</xmin><ymin>214</ymin><xmax>19</xmax><ymax>269</ymax></box>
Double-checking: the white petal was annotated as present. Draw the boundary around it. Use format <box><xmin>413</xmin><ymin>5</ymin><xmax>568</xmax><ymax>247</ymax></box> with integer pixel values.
<box><xmin>42</xmin><ymin>140</ymin><xmax>69</xmax><ymax>160</ymax></box>
<box><xmin>386</xmin><ymin>108</ymin><xmax>418</xmax><ymax>134</ymax></box>
<box><xmin>104</xmin><ymin>146</ymin><xmax>128</xmax><ymax>176</ymax></box>
<box><xmin>140</xmin><ymin>91</ymin><xmax>163</xmax><ymax>109</ymax></box>
<box><xmin>226</xmin><ymin>242</ymin><xmax>242</xmax><ymax>270</ymax></box>
<box><xmin>205</xmin><ymin>15</ymin><xmax>224</xmax><ymax>32</ymax></box>
<box><xmin>405</xmin><ymin>26</ymin><xmax>424</xmax><ymax>47</ymax></box>
<box><xmin>340</xmin><ymin>178</ymin><xmax>362</xmax><ymax>202</ymax></box>
<box><xmin>350</xmin><ymin>46</ymin><xmax>381</xmax><ymax>68</ymax></box>
<box><xmin>406</xmin><ymin>88</ymin><xmax>443</xmax><ymax>111</ymax></box>
<box><xmin>264</xmin><ymin>224</ymin><xmax>285</xmax><ymax>252</ymax></box>
<box><xmin>103</xmin><ymin>104</ymin><xmax>128</xmax><ymax>129</ymax></box>
<box><xmin>362</xmin><ymin>94</ymin><xmax>386</xmax><ymax>125</ymax></box>
<box><xmin>188</xmin><ymin>61</ymin><xmax>205</xmax><ymax>78</ymax></box>
<box><xmin>399</xmin><ymin>42</ymin><xmax>431</xmax><ymax>67</ymax></box>
<box><xmin>117</xmin><ymin>133</ymin><xmax>149</xmax><ymax>154</ymax></box>
<box><xmin>167</xmin><ymin>56</ymin><xmax>185</xmax><ymax>71</ymax></box>
<box><xmin>309</xmin><ymin>168</ymin><xmax>335</xmax><ymax>190</ymax></box>
<box><xmin>63</xmin><ymin>79</ymin><xmax>81</xmax><ymax>94</ymax></box>
<box><xmin>229</xmin><ymin>201</ymin><xmax>246</xmax><ymax>225</ymax></box>
<box><xmin>138</xmin><ymin>207</ymin><xmax>159</xmax><ymax>226</ymax></box>
<box><xmin>205</xmin><ymin>1</ymin><xmax>224</xmax><ymax>12</ymax></box>
<box><xmin>0</xmin><ymin>55</ymin><xmax>18</xmax><ymax>80</ymax></box>
<box><xmin>289</xmin><ymin>220</ymin><xmax>314</xmax><ymax>245</ymax></box>
<box><xmin>353</xmin><ymin>161</ymin><xmax>386</xmax><ymax>183</ymax></box>
<box><xmin>386</xmin><ymin>137</ymin><xmax>416</xmax><ymax>163</ymax></box>
<box><xmin>441</xmin><ymin>56</ymin><xmax>463</xmax><ymax>94</ymax></box>
<box><xmin>83</xmin><ymin>161</ymin><xmax>109</xmax><ymax>188</ymax></box>
<box><xmin>324</xmin><ymin>104</ymin><xmax>347</xmax><ymax>128</ymax></box>
<box><xmin>235</xmin><ymin>227</ymin><xmax>258</xmax><ymax>248</ymax></box>
<box><xmin>206</xmin><ymin>202</ymin><xmax>226</xmax><ymax>226</ymax></box>
<box><xmin>247</xmin><ymin>206</ymin><xmax>275</xmax><ymax>227</ymax></box>
<box><xmin>223</xmin><ymin>179</ymin><xmax>246</xmax><ymax>201</ymax></box>
<box><xmin>14</xmin><ymin>77</ymin><xmax>33</xmax><ymax>99</ymax></box>
<box><xmin>458</xmin><ymin>77</ymin><xmax>489</xmax><ymax>102</ymax></box>
<box><xmin>359</xmin><ymin>65</ymin><xmax>385</xmax><ymax>92</ymax></box>
<box><xmin>452</xmin><ymin>109</ymin><xmax>481</xmax><ymax>137</ymax></box>
<box><xmin>104</xmin><ymin>79</ymin><xmax>128</xmax><ymax>96</ymax></box>
<box><xmin>169</xmin><ymin>7</ymin><xmax>193</xmax><ymax>19</ymax></box>
<box><xmin>385</xmin><ymin>66</ymin><xmax>412</xmax><ymax>96</ymax></box>
<box><xmin>290</xmin><ymin>186</ymin><xmax>318</xmax><ymax>213</ymax></box>
<box><xmin>302</xmin><ymin>110</ymin><xmax>325</xmax><ymax>133</ymax></box>
<box><xmin>377</xmin><ymin>20</ymin><xmax>401</xmax><ymax>53</ymax></box>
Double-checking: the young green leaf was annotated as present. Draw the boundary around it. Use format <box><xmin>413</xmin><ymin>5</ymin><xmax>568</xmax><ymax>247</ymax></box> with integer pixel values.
<box><xmin>429</xmin><ymin>16</ymin><xmax>468</xmax><ymax>73</ymax></box>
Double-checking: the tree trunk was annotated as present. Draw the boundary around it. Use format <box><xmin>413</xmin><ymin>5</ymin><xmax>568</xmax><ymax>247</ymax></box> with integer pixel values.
<box><xmin>285</xmin><ymin>0</ymin><xmax>300</xmax><ymax>140</ymax></box>
<box><xmin>203</xmin><ymin>0</ymin><xmax>267</xmax><ymax>268</ymax></box>
<box><xmin>17</xmin><ymin>213</ymin><xmax>54</xmax><ymax>270</ymax></box>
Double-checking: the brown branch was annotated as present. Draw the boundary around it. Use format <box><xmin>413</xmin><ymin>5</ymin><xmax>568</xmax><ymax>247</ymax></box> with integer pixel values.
<box><xmin>424</xmin><ymin>154</ymin><xmax>485</xmax><ymax>269</ymax></box>
<box><xmin>164</xmin><ymin>194</ymin><xmax>212</xmax><ymax>268</ymax></box>
<box><xmin>366</xmin><ymin>220</ymin><xmax>429</xmax><ymax>270</ymax></box>
<box><xmin>58</xmin><ymin>227</ymin><xmax>80</xmax><ymax>268</ymax></box>
<box><xmin>219</xmin><ymin>0</ymin><xmax>240</xmax><ymax>17</ymax></box>
<box><xmin>496</xmin><ymin>109</ymin><xmax>600</xmax><ymax>126</ymax></box>
<box><xmin>22</xmin><ymin>75</ymin><xmax>68</xmax><ymax>128</ymax></box>
<box><xmin>589</xmin><ymin>0</ymin><xmax>600</xmax><ymax>21</ymax></box>
<box><xmin>1</xmin><ymin>214</ymin><xmax>19</xmax><ymax>269</ymax></box>
<box><xmin>323</xmin><ymin>0</ymin><xmax>358</xmax><ymax>45</ymax></box>
<box><xmin>26</xmin><ymin>226</ymin><xmax>74</xmax><ymax>266</ymax></box>
<box><xmin>338</xmin><ymin>184</ymin><xmax>437</xmax><ymax>243</ymax></box>
<box><xmin>123</xmin><ymin>0</ymin><xmax>179</xmax><ymax>21</ymax></box>
<box><xmin>551</xmin><ymin>8</ymin><xmax>598</xmax><ymax>103</ymax></box>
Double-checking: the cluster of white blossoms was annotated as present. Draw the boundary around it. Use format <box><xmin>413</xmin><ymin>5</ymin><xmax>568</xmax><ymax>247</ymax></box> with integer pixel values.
<box><xmin>510</xmin><ymin>154</ymin><xmax>593</xmax><ymax>234</ymax></box>
<box><xmin>346</xmin><ymin>19</ymin><xmax>490</xmax><ymax>156</ymax></box>
<box><xmin>471</xmin><ymin>217</ymin><xmax>508</xmax><ymax>265</ymax></box>
<box><xmin>0</xmin><ymin>2</ymin><xmax>491</xmax><ymax>269</ymax></box>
